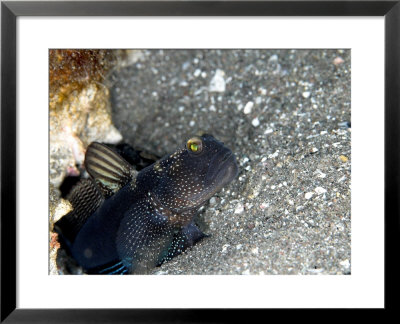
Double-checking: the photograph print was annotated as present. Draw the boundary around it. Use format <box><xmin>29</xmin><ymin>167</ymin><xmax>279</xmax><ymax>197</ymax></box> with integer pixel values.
<box><xmin>49</xmin><ymin>49</ymin><xmax>351</xmax><ymax>275</ymax></box>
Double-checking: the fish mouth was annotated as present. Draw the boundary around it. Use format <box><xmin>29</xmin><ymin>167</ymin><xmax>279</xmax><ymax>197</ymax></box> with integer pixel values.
<box><xmin>217</xmin><ymin>154</ymin><xmax>238</xmax><ymax>186</ymax></box>
<box><xmin>205</xmin><ymin>149</ymin><xmax>238</xmax><ymax>188</ymax></box>
<box><xmin>221</xmin><ymin>151</ymin><xmax>233</xmax><ymax>164</ymax></box>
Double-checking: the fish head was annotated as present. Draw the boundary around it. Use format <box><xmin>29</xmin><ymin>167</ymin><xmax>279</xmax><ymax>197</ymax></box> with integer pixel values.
<box><xmin>153</xmin><ymin>134</ymin><xmax>238</xmax><ymax>210</ymax></box>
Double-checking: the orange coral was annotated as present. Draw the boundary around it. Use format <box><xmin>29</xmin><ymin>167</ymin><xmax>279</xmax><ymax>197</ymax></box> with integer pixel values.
<box><xmin>49</xmin><ymin>49</ymin><xmax>116</xmax><ymax>110</ymax></box>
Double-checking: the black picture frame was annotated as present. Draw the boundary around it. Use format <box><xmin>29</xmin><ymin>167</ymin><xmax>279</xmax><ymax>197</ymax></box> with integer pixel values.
<box><xmin>1</xmin><ymin>0</ymin><xmax>398</xmax><ymax>321</ymax></box>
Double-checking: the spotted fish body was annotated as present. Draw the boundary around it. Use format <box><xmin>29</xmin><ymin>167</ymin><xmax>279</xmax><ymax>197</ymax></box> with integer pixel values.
<box><xmin>55</xmin><ymin>134</ymin><xmax>238</xmax><ymax>274</ymax></box>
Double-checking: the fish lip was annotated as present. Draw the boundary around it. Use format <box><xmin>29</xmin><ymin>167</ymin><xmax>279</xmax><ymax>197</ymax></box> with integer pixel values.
<box><xmin>205</xmin><ymin>151</ymin><xmax>238</xmax><ymax>187</ymax></box>
<box><xmin>219</xmin><ymin>152</ymin><xmax>235</xmax><ymax>172</ymax></box>
<box><xmin>221</xmin><ymin>151</ymin><xmax>233</xmax><ymax>163</ymax></box>
<box><xmin>219</xmin><ymin>154</ymin><xmax>238</xmax><ymax>181</ymax></box>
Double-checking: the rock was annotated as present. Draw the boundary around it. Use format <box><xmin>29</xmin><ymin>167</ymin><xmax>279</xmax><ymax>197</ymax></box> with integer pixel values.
<box><xmin>251</xmin><ymin>117</ymin><xmax>260</xmax><ymax>127</ymax></box>
<box><xmin>234</xmin><ymin>203</ymin><xmax>244</xmax><ymax>214</ymax></box>
<box><xmin>268</xmin><ymin>54</ymin><xmax>278</xmax><ymax>62</ymax></box>
<box><xmin>49</xmin><ymin>49</ymin><xmax>126</xmax><ymax>187</ymax></box>
<box><xmin>315</xmin><ymin>187</ymin><xmax>327</xmax><ymax>195</ymax></box>
<box><xmin>333</xmin><ymin>56</ymin><xmax>345</xmax><ymax>65</ymax></box>
<box><xmin>305</xmin><ymin>192</ymin><xmax>314</xmax><ymax>200</ymax></box>
<box><xmin>243</xmin><ymin>101</ymin><xmax>254</xmax><ymax>114</ymax></box>
<box><xmin>209</xmin><ymin>69</ymin><xmax>226</xmax><ymax>92</ymax></box>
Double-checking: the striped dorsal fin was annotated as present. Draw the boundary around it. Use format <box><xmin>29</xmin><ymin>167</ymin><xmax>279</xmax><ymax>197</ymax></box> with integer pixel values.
<box><xmin>84</xmin><ymin>142</ymin><xmax>135</xmax><ymax>197</ymax></box>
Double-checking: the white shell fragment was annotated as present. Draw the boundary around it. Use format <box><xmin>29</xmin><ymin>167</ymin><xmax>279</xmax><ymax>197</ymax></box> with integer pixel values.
<box><xmin>243</xmin><ymin>101</ymin><xmax>254</xmax><ymax>114</ymax></box>
<box><xmin>315</xmin><ymin>187</ymin><xmax>327</xmax><ymax>195</ymax></box>
<box><xmin>251</xmin><ymin>117</ymin><xmax>260</xmax><ymax>127</ymax></box>
<box><xmin>305</xmin><ymin>192</ymin><xmax>314</xmax><ymax>200</ymax></box>
<box><xmin>209</xmin><ymin>69</ymin><xmax>226</xmax><ymax>92</ymax></box>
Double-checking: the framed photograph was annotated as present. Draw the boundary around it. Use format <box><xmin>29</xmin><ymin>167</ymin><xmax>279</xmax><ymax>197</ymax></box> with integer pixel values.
<box><xmin>1</xmin><ymin>0</ymin><xmax>398</xmax><ymax>321</ymax></box>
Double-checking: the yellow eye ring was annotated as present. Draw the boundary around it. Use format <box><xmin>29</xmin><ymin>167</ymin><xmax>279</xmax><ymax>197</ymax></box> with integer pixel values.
<box><xmin>187</xmin><ymin>137</ymin><xmax>203</xmax><ymax>154</ymax></box>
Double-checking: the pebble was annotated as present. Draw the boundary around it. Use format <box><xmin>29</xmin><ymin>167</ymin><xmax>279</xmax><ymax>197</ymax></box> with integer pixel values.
<box><xmin>209</xmin><ymin>197</ymin><xmax>217</xmax><ymax>206</ymax></box>
<box><xmin>315</xmin><ymin>187</ymin><xmax>327</xmax><ymax>195</ymax></box>
<box><xmin>259</xmin><ymin>87</ymin><xmax>267</xmax><ymax>95</ymax></box>
<box><xmin>340</xmin><ymin>259</ymin><xmax>350</xmax><ymax>269</ymax></box>
<box><xmin>243</xmin><ymin>101</ymin><xmax>254</xmax><ymax>114</ymax></box>
<box><xmin>339</xmin><ymin>155</ymin><xmax>348</xmax><ymax>162</ymax></box>
<box><xmin>251</xmin><ymin>117</ymin><xmax>260</xmax><ymax>127</ymax></box>
<box><xmin>338</xmin><ymin>121</ymin><xmax>351</xmax><ymax>128</ymax></box>
<box><xmin>305</xmin><ymin>192</ymin><xmax>314</xmax><ymax>199</ymax></box>
<box><xmin>336</xmin><ymin>223</ymin><xmax>345</xmax><ymax>231</ymax></box>
<box><xmin>181</xmin><ymin>61</ymin><xmax>190</xmax><ymax>70</ymax></box>
<box><xmin>316</xmin><ymin>169</ymin><xmax>326</xmax><ymax>178</ymax></box>
<box><xmin>333</xmin><ymin>56</ymin><xmax>344</xmax><ymax>65</ymax></box>
<box><xmin>52</xmin><ymin>199</ymin><xmax>72</xmax><ymax>223</ymax></box>
<box><xmin>221</xmin><ymin>244</ymin><xmax>230</xmax><ymax>253</ymax></box>
<box><xmin>209</xmin><ymin>69</ymin><xmax>226</xmax><ymax>92</ymax></box>
<box><xmin>194</xmin><ymin>69</ymin><xmax>201</xmax><ymax>77</ymax></box>
<box><xmin>302</xmin><ymin>91</ymin><xmax>311</xmax><ymax>98</ymax></box>
<box><xmin>268</xmin><ymin>151</ymin><xmax>279</xmax><ymax>158</ymax></box>
<box><xmin>268</xmin><ymin>54</ymin><xmax>278</xmax><ymax>62</ymax></box>
<box><xmin>308</xmin><ymin>268</ymin><xmax>324</xmax><ymax>274</ymax></box>
<box><xmin>234</xmin><ymin>203</ymin><xmax>244</xmax><ymax>214</ymax></box>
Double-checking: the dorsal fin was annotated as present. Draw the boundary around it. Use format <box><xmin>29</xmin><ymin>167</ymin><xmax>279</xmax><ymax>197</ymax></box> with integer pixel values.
<box><xmin>84</xmin><ymin>142</ymin><xmax>135</xmax><ymax>197</ymax></box>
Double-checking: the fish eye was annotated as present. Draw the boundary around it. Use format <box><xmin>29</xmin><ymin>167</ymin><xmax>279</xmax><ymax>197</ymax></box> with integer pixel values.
<box><xmin>187</xmin><ymin>137</ymin><xmax>203</xmax><ymax>154</ymax></box>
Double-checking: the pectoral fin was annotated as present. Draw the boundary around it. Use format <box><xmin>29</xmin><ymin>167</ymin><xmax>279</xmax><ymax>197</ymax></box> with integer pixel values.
<box><xmin>158</xmin><ymin>222</ymin><xmax>207</xmax><ymax>265</ymax></box>
<box><xmin>88</xmin><ymin>260</ymin><xmax>130</xmax><ymax>275</ymax></box>
<box><xmin>84</xmin><ymin>142</ymin><xmax>136</xmax><ymax>197</ymax></box>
